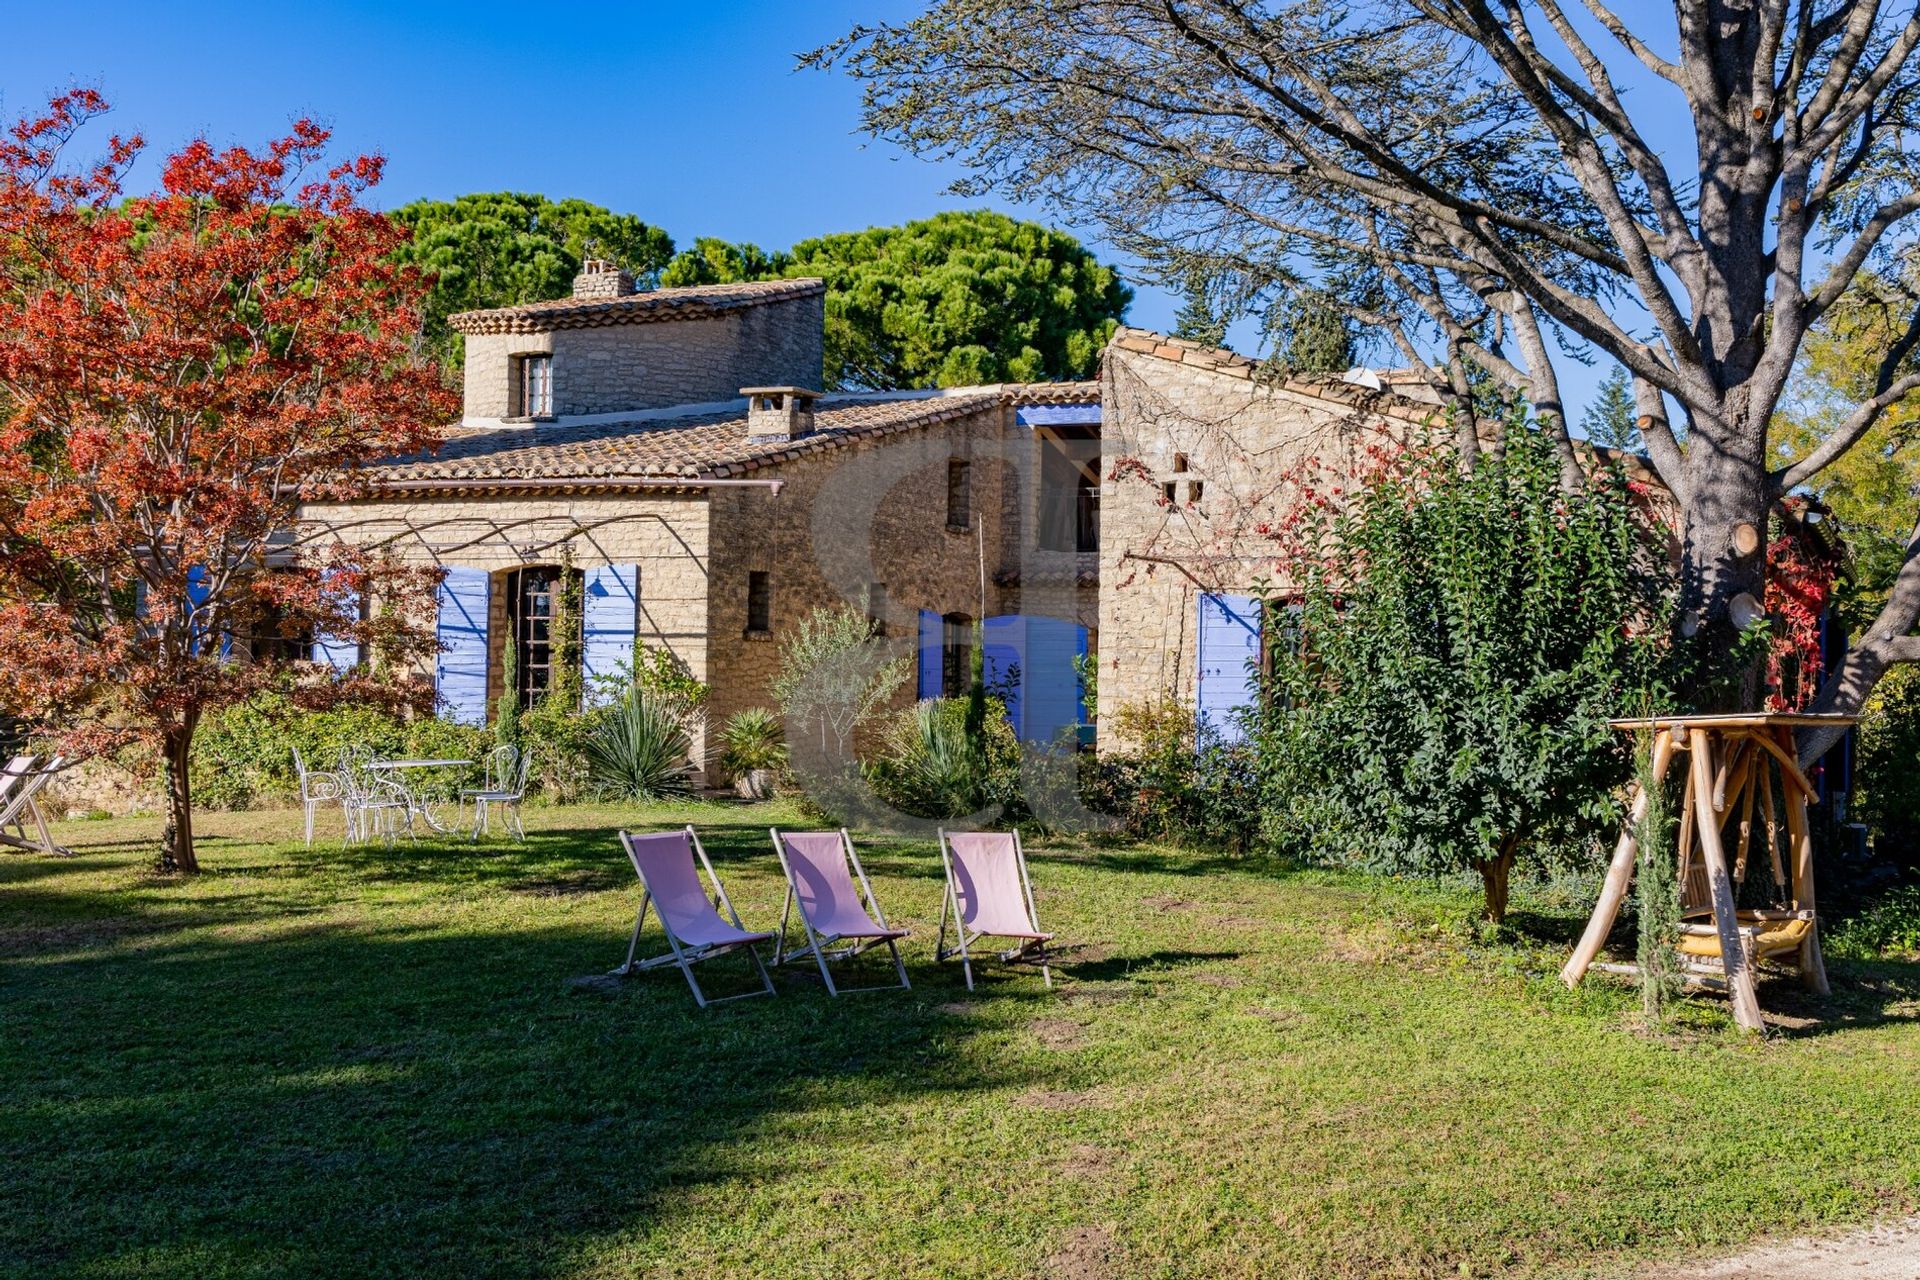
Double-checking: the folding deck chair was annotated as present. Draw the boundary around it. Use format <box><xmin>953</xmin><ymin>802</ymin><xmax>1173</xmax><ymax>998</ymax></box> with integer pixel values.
<box><xmin>936</xmin><ymin>829</ymin><xmax>1055</xmax><ymax>990</ymax></box>
<box><xmin>770</xmin><ymin>828</ymin><xmax>910</xmax><ymax>995</ymax></box>
<box><xmin>0</xmin><ymin>756</ymin><xmax>72</xmax><ymax>857</ymax></box>
<box><xmin>611</xmin><ymin>827</ymin><xmax>776</xmax><ymax>1008</ymax></box>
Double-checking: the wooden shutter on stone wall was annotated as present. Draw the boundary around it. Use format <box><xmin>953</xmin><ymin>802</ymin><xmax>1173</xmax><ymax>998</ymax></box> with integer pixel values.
<box><xmin>581</xmin><ymin>564</ymin><xmax>640</xmax><ymax>703</ymax></box>
<box><xmin>436</xmin><ymin>567</ymin><xmax>491</xmax><ymax>726</ymax></box>
<box><xmin>313</xmin><ymin>577</ymin><xmax>361</xmax><ymax>672</ymax></box>
<box><xmin>917</xmin><ymin>609</ymin><xmax>944</xmax><ymax>701</ymax></box>
<box><xmin>1196</xmin><ymin>593</ymin><xmax>1261</xmax><ymax>745</ymax></box>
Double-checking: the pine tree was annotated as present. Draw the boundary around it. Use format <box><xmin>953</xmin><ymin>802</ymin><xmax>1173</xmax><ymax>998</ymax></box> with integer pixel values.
<box><xmin>1172</xmin><ymin>276</ymin><xmax>1228</xmax><ymax>347</ymax></box>
<box><xmin>1580</xmin><ymin>366</ymin><xmax>1641</xmax><ymax>451</ymax></box>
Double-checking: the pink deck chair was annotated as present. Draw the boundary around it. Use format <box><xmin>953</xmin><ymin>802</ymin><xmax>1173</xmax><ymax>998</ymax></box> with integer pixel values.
<box><xmin>0</xmin><ymin>755</ymin><xmax>71</xmax><ymax>857</ymax></box>
<box><xmin>612</xmin><ymin>827</ymin><xmax>776</xmax><ymax>1007</ymax></box>
<box><xmin>771</xmin><ymin>828</ymin><xmax>910</xmax><ymax>995</ymax></box>
<box><xmin>936</xmin><ymin>829</ymin><xmax>1054</xmax><ymax>991</ymax></box>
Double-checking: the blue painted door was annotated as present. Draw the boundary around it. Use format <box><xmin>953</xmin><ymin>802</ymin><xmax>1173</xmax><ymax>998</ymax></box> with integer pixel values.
<box><xmin>1022</xmin><ymin>616</ymin><xmax>1087</xmax><ymax>746</ymax></box>
<box><xmin>436</xmin><ymin>567</ymin><xmax>491</xmax><ymax>726</ymax></box>
<box><xmin>1196</xmin><ymin>593</ymin><xmax>1261</xmax><ymax>744</ymax></box>
<box><xmin>581</xmin><ymin>564</ymin><xmax>639</xmax><ymax>701</ymax></box>
<box><xmin>185</xmin><ymin>565</ymin><xmax>232</xmax><ymax>659</ymax></box>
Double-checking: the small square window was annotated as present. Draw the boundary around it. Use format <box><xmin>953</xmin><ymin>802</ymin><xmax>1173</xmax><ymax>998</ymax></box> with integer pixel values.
<box><xmin>946</xmin><ymin>458</ymin><xmax>972</xmax><ymax>529</ymax></box>
<box><xmin>516</xmin><ymin>354</ymin><xmax>553</xmax><ymax>418</ymax></box>
<box><xmin>746</xmin><ymin>571</ymin><xmax>772</xmax><ymax>634</ymax></box>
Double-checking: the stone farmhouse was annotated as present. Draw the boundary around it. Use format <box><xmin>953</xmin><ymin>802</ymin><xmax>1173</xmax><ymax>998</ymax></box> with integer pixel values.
<box><xmin>295</xmin><ymin>261</ymin><xmax>1460</xmax><ymax>770</ymax></box>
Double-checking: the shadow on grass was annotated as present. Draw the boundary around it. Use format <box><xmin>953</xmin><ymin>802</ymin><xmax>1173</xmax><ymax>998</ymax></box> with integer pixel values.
<box><xmin>1759</xmin><ymin>959</ymin><xmax>1920</xmax><ymax>1039</ymax></box>
<box><xmin>1055</xmin><ymin>948</ymin><xmax>1241</xmax><ymax>982</ymax></box>
<box><xmin>0</xmin><ymin>900</ymin><xmax>1052</xmax><ymax>1279</ymax></box>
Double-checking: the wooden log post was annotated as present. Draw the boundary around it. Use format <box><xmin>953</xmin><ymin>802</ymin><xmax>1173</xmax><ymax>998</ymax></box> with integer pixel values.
<box><xmin>1561</xmin><ymin>728</ymin><xmax>1677</xmax><ymax>987</ymax></box>
<box><xmin>1777</xmin><ymin>727</ymin><xmax>1831</xmax><ymax>996</ymax></box>
<box><xmin>1690</xmin><ymin>729</ymin><xmax>1767</xmax><ymax>1033</ymax></box>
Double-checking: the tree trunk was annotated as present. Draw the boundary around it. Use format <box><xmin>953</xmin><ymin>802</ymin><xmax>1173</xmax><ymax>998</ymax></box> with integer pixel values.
<box><xmin>158</xmin><ymin>722</ymin><xmax>200</xmax><ymax>874</ymax></box>
<box><xmin>1476</xmin><ymin>835</ymin><xmax>1519</xmax><ymax>924</ymax></box>
<box><xmin>1677</xmin><ymin>425</ymin><xmax>1772</xmax><ymax>709</ymax></box>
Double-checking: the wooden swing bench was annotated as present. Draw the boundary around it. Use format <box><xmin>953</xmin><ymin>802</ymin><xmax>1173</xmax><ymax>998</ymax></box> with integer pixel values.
<box><xmin>1561</xmin><ymin>713</ymin><xmax>1854</xmax><ymax>1032</ymax></box>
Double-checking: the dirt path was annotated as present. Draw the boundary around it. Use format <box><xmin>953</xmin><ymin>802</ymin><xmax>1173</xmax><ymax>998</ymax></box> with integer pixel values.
<box><xmin>1630</xmin><ymin>1216</ymin><xmax>1920</xmax><ymax>1278</ymax></box>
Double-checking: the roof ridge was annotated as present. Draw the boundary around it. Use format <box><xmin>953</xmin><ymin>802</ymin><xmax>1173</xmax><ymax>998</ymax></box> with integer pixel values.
<box><xmin>1106</xmin><ymin>326</ymin><xmax>1435</xmax><ymax>425</ymax></box>
<box><xmin>449</xmin><ymin>277</ymin><xmax>828</xmax><ymax>335</ymax></box>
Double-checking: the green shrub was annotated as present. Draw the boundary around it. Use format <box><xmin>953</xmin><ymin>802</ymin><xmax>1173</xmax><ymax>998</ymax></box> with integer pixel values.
<box><xmin>1827</xmin><ymin>884</ymin><xmax>1920</xmax><ymax>958</ymax></box>
<box><xmin>1074</xmin><ymin>695</ymin><xmax>1260</xmax><ymax>850</ymax></box>
<box><xmin>190</xmin><ymin>694</ymin><xmax>491</xmax><ymax>810</ymax></box>
<box><xmin>864</xmin><ymin>697</ymin><xmax>1020</xmax><ymax>821</ymax></box>
<box><xmin>583</xmin><ymin>689</ymin><xmax>694</xmax><ymax>802</ymax></box>
<box><xmin>519</xmin><ymin>693</ymin><xmax>599</xmax><ymax>804</ymax></box>
<box><xmin>1856</xmin><ymin>664</ymin><xmax>1920</xmax><ymax>874</ymax></box>
<box><xmin>718</xmin><ymin>708</ymin><xmax>788</xmax><ymax>779</ymax></box>
<box><xmin>1253</xmin><ymin>425</ymin><xmax>1676</xmax><ymax>921</ymax></box>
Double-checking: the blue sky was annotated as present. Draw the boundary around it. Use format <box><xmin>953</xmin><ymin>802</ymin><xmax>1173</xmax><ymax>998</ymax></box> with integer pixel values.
<box><xmin>5</xmin><ymin>0</ymin><xmax>1625</xmax><ymax>412</ymax></box>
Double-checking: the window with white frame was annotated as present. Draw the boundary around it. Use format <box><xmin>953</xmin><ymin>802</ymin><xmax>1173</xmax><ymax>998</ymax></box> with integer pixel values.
<box><xmin>515</xmin><ymin>354</ymin><xmax>553</xmax><ymax>418</ymax></box>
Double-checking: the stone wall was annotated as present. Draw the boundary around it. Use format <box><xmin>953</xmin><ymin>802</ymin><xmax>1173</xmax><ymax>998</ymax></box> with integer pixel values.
<box><xmin>461</xmin><ymin>293</ymin><xmax>826</xmax><ymax>421</ymax></box>
<box><xmin>702</xmin><ymin>402</ymin><xmax>1021</xmax><ymax>762</ymax></box>
<box><xmin>298</xmin><ymin>491</ymin><xmax>714</xmax><ymax>755</ymax></box>
<box><xmin>1096</xmin><ymin>343</ymin><xmax>1413</xmax><ymax>748</ymax></box>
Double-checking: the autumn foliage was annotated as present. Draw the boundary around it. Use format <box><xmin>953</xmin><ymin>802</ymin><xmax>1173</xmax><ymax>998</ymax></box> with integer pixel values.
<box><xmin>0</xmin><ymin>90</ymin><xmax>456</xmax><ymax>871</ymax></box>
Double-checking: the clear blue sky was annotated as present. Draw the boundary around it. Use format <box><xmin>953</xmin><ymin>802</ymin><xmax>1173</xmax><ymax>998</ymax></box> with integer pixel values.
<box><xmin>5</xmin><ymin>0</ymin><xmax>1621</xmax><ymax>413</ymax></box>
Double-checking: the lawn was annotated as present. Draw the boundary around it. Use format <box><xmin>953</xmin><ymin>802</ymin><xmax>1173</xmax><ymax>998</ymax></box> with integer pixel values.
<box><xmin>2</xmin><ymin>801</ymin><xmax>1918</xmax><ymax>1280</ymax></box>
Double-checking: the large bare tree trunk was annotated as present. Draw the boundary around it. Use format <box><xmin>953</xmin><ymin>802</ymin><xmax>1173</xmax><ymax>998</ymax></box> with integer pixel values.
<box><xmin>158</xmin><ymin>720</ymin><xmax>200</xmax><ymax>875</ymax></box>
<box><xmin>1678</xmin><ymin>422</ymin><xmax>1772</xmax><ymax>707</ymax></box>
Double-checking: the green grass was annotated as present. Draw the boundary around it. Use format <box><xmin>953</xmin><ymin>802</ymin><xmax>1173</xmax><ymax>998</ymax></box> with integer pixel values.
<box><xmin>3</xmin><ymin>801</ymin><xmax>1919</xmax><ymax>1280</ymax></box>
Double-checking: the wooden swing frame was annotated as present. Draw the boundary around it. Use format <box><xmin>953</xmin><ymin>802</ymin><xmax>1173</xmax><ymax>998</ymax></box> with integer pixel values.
<box><xmin>1560</xmin><ymin>713</ymin><xmax>1854</xmax><ymax>1033</ymax></box>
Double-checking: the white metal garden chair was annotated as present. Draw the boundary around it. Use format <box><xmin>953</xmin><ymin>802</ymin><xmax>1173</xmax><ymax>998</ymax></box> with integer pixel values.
<box><xmin>460</xmin><ymin>744</ymin><xmax>529</xmax><ymax>844</ymax></box>
<box><xmin>291</xmin><ymin>746</ymin><xmax>342</xmax><ymax>847</ymax></box>
<box><xmin>466</xmin><ymin>747</ymin><xmax>530</xmax><ymax>842</ymax></box>
<box><xmin>337</xmin><ymin>748</ymin><xmax>413</xmax><ymax>846</ymax></box>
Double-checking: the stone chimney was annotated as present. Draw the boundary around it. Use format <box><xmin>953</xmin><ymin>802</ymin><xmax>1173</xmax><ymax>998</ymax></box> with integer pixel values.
<box><xmin>741</xmin><ymin>386</ymin><xmax>819</xmax><ymax>441</ymax></box>
<box><xmin>572</xmin><ymin>257</ymin><xmax>636</xmax><ymax>300</ymax></box>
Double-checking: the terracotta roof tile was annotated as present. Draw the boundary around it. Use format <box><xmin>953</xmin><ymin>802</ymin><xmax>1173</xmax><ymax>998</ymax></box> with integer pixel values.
<box><xmin>1108</xmin><ymin>325</ymin><xmax>1437</xmax><ymax>423</ymax></box>
<box><xmin>448</xmin><ymin>278</ymin><xmax>827</xmax><ymax>335</ymax></box>
<box><xmin>367</xmin><ymin>393</ymin><xmax>1003</xmax><ymax>490</ymax></box>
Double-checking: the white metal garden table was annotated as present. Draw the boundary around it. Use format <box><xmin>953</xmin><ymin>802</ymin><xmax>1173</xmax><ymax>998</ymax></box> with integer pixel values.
<box><xmin>367</xmin><ymin>757</ymin><xmax>474</xmax><ymax>834</ymax></box>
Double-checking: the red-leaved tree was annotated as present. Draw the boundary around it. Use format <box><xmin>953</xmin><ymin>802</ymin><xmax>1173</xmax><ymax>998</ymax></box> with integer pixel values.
<box><xmin>0</xmin><ymin>90</ymin><xmax>457</xmax><ymax>872</ymax></box>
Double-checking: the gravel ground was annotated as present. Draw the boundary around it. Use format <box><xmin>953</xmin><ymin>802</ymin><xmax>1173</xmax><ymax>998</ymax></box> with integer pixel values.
<box><xmin>1633</xmin><ymin>1216</ymin><xmax>1920</xmax><ymax>1278</ymax></box>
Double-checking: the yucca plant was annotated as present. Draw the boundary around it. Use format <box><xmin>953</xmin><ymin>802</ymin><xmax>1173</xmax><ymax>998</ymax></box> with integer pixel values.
<box><xmin>865</xmin><ymin>697</ymin><xmax>1020</xmax><ymax>820</ymax></box>
<box><xmin>584</xmin><ymin>688</ymin><xmax>693</xmax><ymax>802</ymax></box>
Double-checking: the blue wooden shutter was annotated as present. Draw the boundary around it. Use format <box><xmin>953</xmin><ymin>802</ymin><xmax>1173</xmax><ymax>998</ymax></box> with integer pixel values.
<box><xmin>581</xmin><ymin>564</ymin><xmax>639</xmax><ymax>702</ymax></box>
<box><xmin>1021</xmin><ymin>616</ymin><xmax>1088</xmax><ymax>746</ymax></box>
<box><xmin>1196</xmin><ymin>593</ymin><xmax>1261</xmax><ymax>744</ymax></box>
<box><xmin>917</xmin><ymin>609</ymin><xmax>944</xmax><ymax>701</ymax></box>
<box><xmin>436</xmin><ymin>567</ymin><xmax>491</xmax><ymax>726</ymax></box>
<box><xmin>185</xmin><ymin>565</ymin><xmax>232</xmax><ymax>659</ymax></box>
<box><xmin>313</xmin><ymin>578</ymin><xmax>362</xmax><ymax>672</ymax></box>
<box><xmin>982</xmin><ymin>615</ymin><xmax>1025</xmax><ymax>736</ymax></box>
